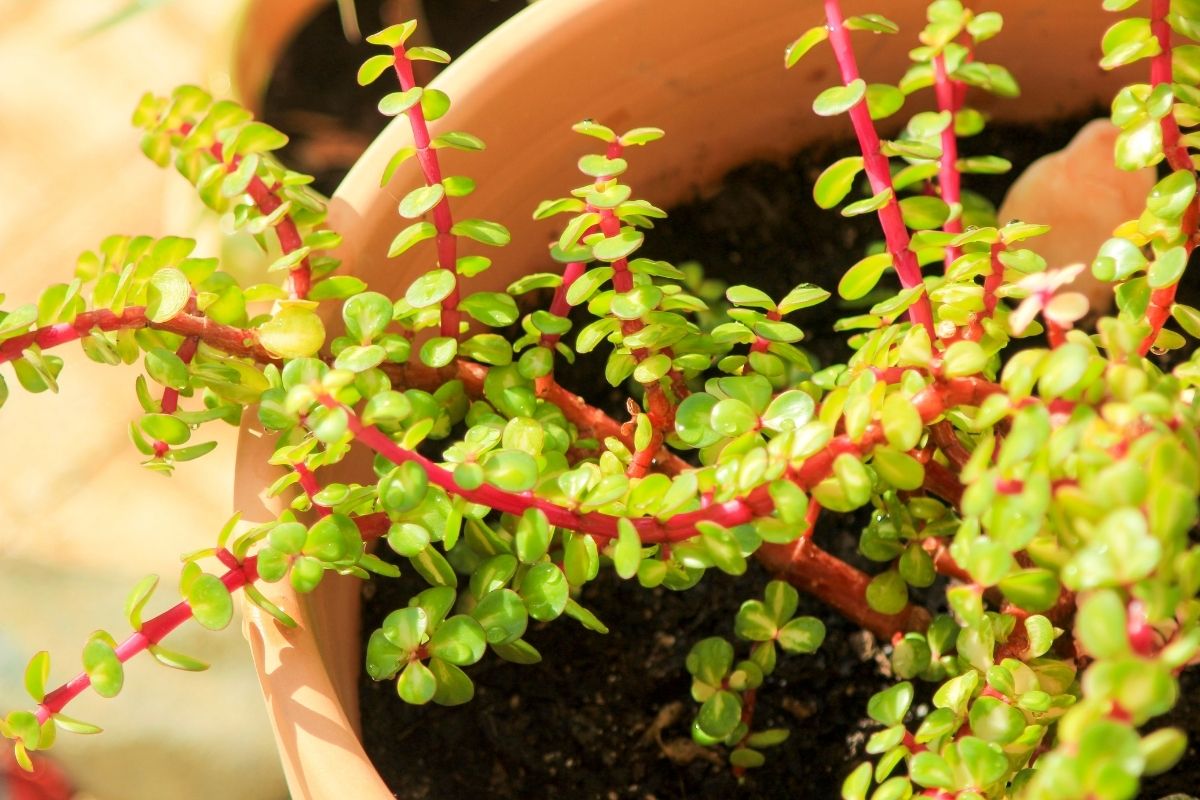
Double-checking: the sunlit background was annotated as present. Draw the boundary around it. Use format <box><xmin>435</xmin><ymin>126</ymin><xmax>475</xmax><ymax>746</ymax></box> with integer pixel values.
<box><xmin>1</xmin><ymin>1</ymin><xmax>286</xmax><ymax>797</ymax></box>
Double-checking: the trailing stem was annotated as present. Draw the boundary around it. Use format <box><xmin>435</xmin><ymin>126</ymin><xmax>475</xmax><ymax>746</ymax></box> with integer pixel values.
<box><xmin>36</xmin><ymin>556</ymin><xmax>258</xmax><ymax>724</ymax></box>
<box><xmin>824</xmin><ymin>0</ymin><xmax>936</xmax><ymax>337</ymax></box>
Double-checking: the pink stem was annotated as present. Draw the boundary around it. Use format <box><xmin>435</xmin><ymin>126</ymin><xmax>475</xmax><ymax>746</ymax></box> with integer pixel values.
<box><xmin>824</xmin><ymin>0</ymin><xmax>935</xmax><ymax>337</ymax></box>
<box><xmin>36</xmin><ymin>557</ymin><xmax>257</xmax><ymax>724</ymax></box>
<box><xmin>0</xmin><ymin>307</ymin><xmax>273</xmax><ymax>366</ymax></box>
<box><xmin>932</xmin><ymin>54</ymin><xmax>963</xmax><ymax>268</ymax></box>
<box><xmin>316</xmin><ymin>375</ymin><xmax>1001</xmax><ymax>543</ymax></box>
<box><xmin>391</xmin><ymin>47</ymin><xmax>461</xmax><ymax>339</ymax></box>
<box><xmin>1142</xmin><ymin>0</ymin><xmax>1197</xmax><ymax>355</ymax></box>
<box><xmin>180</xmin><ymin>125</ymin><xmax>312</xmax><ymax>300</ymax></box>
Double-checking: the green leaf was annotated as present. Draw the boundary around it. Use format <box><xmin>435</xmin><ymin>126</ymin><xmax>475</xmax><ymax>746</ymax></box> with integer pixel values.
<box><xmin>866</xmin><ymin>83</ymin><xmax>905</xmax><ymax>120</ymax></box>
<box><xmin>867</xmin><ymin>681</ymin><xmax>913</xmax><ymax>726</ymax></box>
<box><xmin>777</xmin><ymin>617</ymin><xmax>825</xmax><ymax>654</ymax></box>
<box><xmin>378</xmin><ymin>87</ymin><xmax>423</xmax><ymax>116</ymax></box>
<box><xmin>898</xmin><ymin>196</ymin><xmax>951</xmax><ymax>230</ymax></box>
<box><xmin>866</xmin><ymin>570</ymin><xmax>909</xmax><ymax>615</ymax></box>
<box><xmin>483</xmin><ymin>450</ymin><xmax>538</xmax><ymax>492</ymax></box>
<box><xmin>147</xmin><ymin>643</ymin><xmax>209</xmax><ymax>672</ymax></box>
<box><xmin>407</xmin><ymin>45</ymin><xmax>451</xmax><ymax>64</ymax></box>
<box><xmin>146</xmin><ymin>268</ymin><xmax>190</xmax><ymax>323</ymax></box>
<box><xmin>23</xmin><ymin>652</ymin><xmax>49</xmax><ymax>703</ymax></box>
<box><xmin>433</xmin><ymin>131</ymin><xmax>486</xmax><ymax>151</ymax></box>
<box><xmin>186</xmin><ymin>573</ymin><xmax>234</xmax><ymax>631</ymax></box>
<box><xmin>388</xmin><ymin>221</ymin><xmax>437</xmax><ymax>257</ymax></box>
<box><xmin>451</xmin><ymin>218</ymin><xmax>511</xmax><ymax>246</ymax></box>
<box><xmin>968</xmin><ymin>695</ymin><xmax>1025</xmax><ymax>744</ymax></box>
<box><xmin>735</xmin><ymin>600</ymin><xmax>778</xmax><ymax>641</ymax></box>
<box><xmin>231</xmin><ymin>121</ymin><xmax>288</xmax><ymax>155</ymax></box>
<box><xmin>144</xmin><ymin>347</ymin><xmax>189</xmax><ymax>390</ymax></box>
<box><xmin>521</xmin><ymin>563</ymin><xmax>569</xmax><ymax>621</ymax></box>
<box><xmin>398</xmin><ymin>184</ymin><xmax>445</xmax><ymax>219</ymax></box>
<box><xmin>460</xmin><ymin>292</ymin><xmax>518</xmax><ymax>326</ymax></box>
<box><xmin>471</xmin><ymin>589</ymin><xmax>528</xmax><ymax>645</ymax></box>
<box><xmin>697</xmin><ymin>690</ymin><xmax>742</xmax><ymax>738</ymax></box>
<box><xmin>1076</xmin><ymin>589</ymin><xmax>1130</xmax><ymax>659</ymax></box>
<box><xmin>839</xmin><ymin>252</ymin><xmax>893</xmax><ymax>300</ymax></box>
<box><xmin>997</xmin><ymin>568</ymin><xmax>1059</xmax><ymax>612</ymax></box>
<box><xmin>51</xmin><ymin>713</ymin><xmax>102</xmax><ymax>735</ymax></box>
<box><xmin>396</xmin><ymin>660</ymin><xmax>437</xmax><ymax>705</ymax></box>
<box><xmin>785</xmin><ymin>26</ymin><xmax>829</xmax><ymax>67</ymax></box>
<box><xmin>406</xmin><ymin>269</ymin><xmax>457</xmax><ymax>308</ymax></box>
<box><xmin>613</xmin><ymin>519</ymin><xmax>642</xmax><ymax>579</ymax></box>
<box><xmin>813</xmin><ymin>79</ymin><xmax>867</xmax><ymax>116</ymax></box>
<box><xmin>427</xmin><ymin>615</ymin><xmax>487</xmax><ymax>666</ymax></box>
<box><xmin>82</xmin><ymin>636</ymin><xmax>124</xmax><ymax>698</ymax></box>
<box><xmin>814</xmin><ymin>157</ymin><xmax>865</xmax><ymax>209</ymax></box>
<box><xmin>357</xmin><ymin>53</ymin><xmax>395</xmax><ymax>85</ymax></box>
<box><xmin>366</xmin><ymin>21</ymin><xmax>418</xmax><ymax>46</ymax></box>
<box><xmin>259</xmin><ymin>302</ymin><xmax>326</xmax><ymax>359</ymax></box>
<box><xmin>845</xmin><ymin>13</ymin><xmax>899</xmax><ymax>33</ymax></box>
<box><xmin>592</xmin><ymin>228</ymin><xmax>644</xmax><ymax>262</ymax></box>
<box><xmin>430</xmin><ymin>658</ymin><xmax>475</xmax><ymax>705</ymax></box>
<box><xmin>123</xmin><ymin>575</ymin><xmax>159</xmax><ymax>630</ymax></box>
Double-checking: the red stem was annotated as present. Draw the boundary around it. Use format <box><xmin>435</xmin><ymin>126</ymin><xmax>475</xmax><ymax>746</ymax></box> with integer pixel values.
<box><xmin>391</xmin><ymin>46</ymin><xmax>461</xmax><ymax>338</ymax></box>
<box><xmin>824</xmin><ymin>0</ymin><xmax>935</xmax><ymax>337</ymax></box>
<box><xmin>932</xmin><ymin>53</ymin><xmax>963</xmax><ymax>268</ymax></box>
<box><xmin>1142</xmin><ymin>0</ymin><xmax>1197</xmax><ymax>355</ymax></box>
<box><xmin>317</xmin><ymin>375</ymin><xmax>1001</xmax><ymax>544</ymax></box>
<box><xmin>36</xmin><ymin>556</ymin><xmax>258</xmax><ymax>723</ymax></box>
<box><xmin>180</xmin><ymin>125</ymin><xmax>312</xmax><ymax>300</ymax></box>
<box><xmin>0</xmin><ymin>307</ymin><xmax>274</xmax><ymax>366</ymax></box>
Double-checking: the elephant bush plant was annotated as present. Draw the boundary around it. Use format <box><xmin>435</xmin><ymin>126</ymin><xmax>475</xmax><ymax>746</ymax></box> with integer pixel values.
<box><xmin>4</xmin><ymin>2</ymin><xmax>1200</xmax><ymax>797</ymax></box>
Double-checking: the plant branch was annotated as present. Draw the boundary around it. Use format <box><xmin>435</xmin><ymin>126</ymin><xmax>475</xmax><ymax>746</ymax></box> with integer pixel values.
<box><xmin>1142</xmin><ymin>0</ymin><xmax>1198</xmax><ymax>355</ymax></box>
<box><xmin>0</xmin><ymin>307</ymin><xmax>274</xmax><ymax>366</ymax></box>
<box><xmin>932</xmin><ymin>53</ymin><xmax>964</xmax><ymax>269</ymax></box>
<box><xmin>36</xmin><ymin>555</ymin><xmax>258</xmax><ymax>724</ymax></box>
<box><xmin>390</xmin><ymin>45</ymin><xmax>461</xmax><ymax>339</ymax></box>
<box><xmin>823</xmin><ymin>0</ymin><xmax>935</xmax><ymax>337</ymax></box>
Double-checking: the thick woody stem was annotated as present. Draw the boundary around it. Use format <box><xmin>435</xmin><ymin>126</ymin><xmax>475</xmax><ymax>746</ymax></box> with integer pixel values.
<box><xmin>37</xmin><ymin>556</ymin><xmax>258</xmax><ymax>724</ymax></box>
<box><xmin>391</xmin><ymin>45</ymin><xmax>461</xmax><ymax>339</ymax></box>
<box><xmin>824</xmin><ymin>0</ymin><xmax>936</xmax><ymax>337</ymax></box>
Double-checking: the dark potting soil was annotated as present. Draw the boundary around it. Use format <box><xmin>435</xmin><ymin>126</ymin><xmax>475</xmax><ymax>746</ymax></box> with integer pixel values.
<box><xmin>358</xmin><ymin>113</ymin><xmax>1200</xmax><ymax>799</ymax></box>
<box><xmin>261</xmin><ymin>0</ymin><xmax>525</xmax><ymax>195</ymax></box>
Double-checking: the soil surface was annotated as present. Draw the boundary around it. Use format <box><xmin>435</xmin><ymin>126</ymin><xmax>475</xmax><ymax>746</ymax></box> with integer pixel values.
<box><xmin>261</xmin><ymin>0</ymin><xmax>526</xmax><ymax>195</ymax></box>
<box><xmin>261</xmin><ymin>9</ymin><xmax>1200</xmax><ymax>797</ymax></box>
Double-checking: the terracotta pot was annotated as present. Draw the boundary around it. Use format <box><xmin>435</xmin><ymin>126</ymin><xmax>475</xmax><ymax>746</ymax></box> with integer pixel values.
<box><xmin>235</xmin><ymin>1</ymin><xmax>1125</xmax><ymax>797</ymax></box>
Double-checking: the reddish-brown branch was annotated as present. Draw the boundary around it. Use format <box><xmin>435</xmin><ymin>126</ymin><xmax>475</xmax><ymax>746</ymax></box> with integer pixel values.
<box><xmin>36</xmin><ymin>555</ymin><xmax>258</xmax><ymax>724</ymax></box>
<box><xmin>0</xmin><ymin>307</ymin><xmax>274</xmax><ymax>366</ymax></box>
<box><xmin>930</xmin><ymin>420</ymin><xmax>971</xmax><ymax>471</ymax></box>
<box><xmin>922</xmin><ymin>459</ymin><xmax>964</xmax><ymax>508</ymax></box>
<box><xmin>758</xmin><ymin>537</ymin><xmax>930</xmax><ymax>639</ymax></box>
<box><xmin>824</xmin><ymin>0</ymin><xmax>935</xmax><ymax>337</ymax></box>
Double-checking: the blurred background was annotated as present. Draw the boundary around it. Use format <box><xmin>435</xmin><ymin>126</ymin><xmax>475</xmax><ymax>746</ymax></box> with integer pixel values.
<box><xmin>0</xmin><ymin>1</ymin><xmax>529</xmax><ymax>796</ymax></box>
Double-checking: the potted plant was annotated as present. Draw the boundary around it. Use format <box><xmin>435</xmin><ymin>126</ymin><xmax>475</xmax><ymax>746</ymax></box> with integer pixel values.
<box><xmin>3</xmin><ymin>0</ymin><xmax>1200</xmax><ymax>798</ymax></box>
